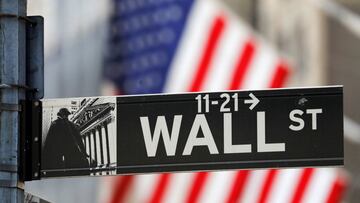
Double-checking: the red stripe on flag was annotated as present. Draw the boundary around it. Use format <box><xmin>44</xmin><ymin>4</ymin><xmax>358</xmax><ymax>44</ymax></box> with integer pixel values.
<box><xmin>269</xmin><ymin>61</ymin><xmax>290</xmax><ymax>88</ymax></box>
<box><xmin>190</xmin><ymin>14</ymin><xmax>226</xmax><ymax>92</ymax></box>
<box><xmin>229</xmin><ymin>39</ymin><xmax>256</xmax><ymax>90</ymax></box>
<box><xmin>291</xmin><ymin>168</ymin><xmax>315</xmax><ymax>203</ymax></box>
<box><xmin>257</xmin><ymin>169</ymin><xmax>278</xmax><ymax>203</ymax></box>
<box><xmin>149</xmin><ymin>174</ymin><xmax>171</xmax><ymax>203</ymax></box>
<box><xmin>186</xmin><ymin>172</ymin><xmax>209</xmax><ymax>203</ymax></box>
<box><xmin>326</xmin><ymin>175</ymin><xmax>347</xmax><ymax>203</ymax></box>
<box><xmin>226</xmin><ymin>170</ymin><xmax>250</xmax><ymax>203</ymax></box>
<box><xmin>109</xmin><ymin>176</ymin><xmax>134</xmax><ymax>203</ymax></box>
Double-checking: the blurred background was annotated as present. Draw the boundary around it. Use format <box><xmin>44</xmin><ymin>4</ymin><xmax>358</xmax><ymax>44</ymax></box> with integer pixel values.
<box><xmin>25</xmin><ymin>0</ymin><xmax>360</xmax><ymax>202</ymax></box>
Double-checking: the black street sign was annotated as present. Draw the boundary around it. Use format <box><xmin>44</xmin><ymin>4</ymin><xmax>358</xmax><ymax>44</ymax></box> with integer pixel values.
<box><xmin>36</xmin><ymin>86</ymin><xmax>343</xmax><ymax>178</ymax></box>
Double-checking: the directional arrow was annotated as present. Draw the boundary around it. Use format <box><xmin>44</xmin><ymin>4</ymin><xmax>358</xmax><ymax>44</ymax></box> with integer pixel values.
<box><xmin>244</xmin><ymin>93</ymin><xmax>259</xmax><ymax>110</ymax></box>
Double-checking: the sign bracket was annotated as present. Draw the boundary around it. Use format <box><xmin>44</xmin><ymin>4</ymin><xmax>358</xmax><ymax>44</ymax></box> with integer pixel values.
<box><xmin>20</xmin><ymin>100</ymin><xmax>42</xmax><ymax>181</ymax></box>
<box><xmin>18</xmin><ymin>15</ymin><xmax>44</xmax><ymax>181</ymax></box>
<box><xmin>25</xmin><ymin>16</ymin><xmax>44</xmax><ymax>100</ymax></box>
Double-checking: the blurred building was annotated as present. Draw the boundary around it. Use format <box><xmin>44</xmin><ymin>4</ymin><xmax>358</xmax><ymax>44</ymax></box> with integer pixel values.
<box><xmin>27</xmin><ymin>0</ymin><xmax>110</xmax><ymax>98</ymax></box>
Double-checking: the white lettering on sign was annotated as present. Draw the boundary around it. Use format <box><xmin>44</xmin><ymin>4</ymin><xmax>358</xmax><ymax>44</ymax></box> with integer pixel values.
<box><xmin>224</xmin><ymin>113</ymin><xmax>251</xmax><ymax>153</ymax></box>
<box><xmin>289</xmin><ymin>109</ymin><xmax>305</xmax><ymax>131</ymax></box>
<box><xmin>140</xmin><ymin>115</ymin><xmax>182</xmax><ymax>157</ymax></box>
<box><xmin>289</xmin><ymin>108</ymin><xmax>323</xmax><ymax>131</ymax></box>
<box><xmin>195</xmin><ymin>93</ymin><xmax>240</xmax><ymax>113</ymax></box>
<box><xmin>306</xmin><ymin>109</ymin><xmax>322</xmax><ymax>130</ymax></box>
<box><xmin>140</xmin><ymin>111</ymin><xmax>287</xmax><ymax>157</ymax></box>
<box><xmin>183</xmin><ymin>114</ymin><xmax>219</xmax><ymax>155</ymax></box>
<box><xmin>257</xmin><ymin>111</ymin><xmax>286</xmax><ymax>152</ymax></box>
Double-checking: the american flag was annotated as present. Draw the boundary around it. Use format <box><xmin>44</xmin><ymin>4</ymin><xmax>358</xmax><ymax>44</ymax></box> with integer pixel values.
<box><xmin>102</xmin><ymin>0</ymin><xmax>347</xmax><ymax>202</ymax></box>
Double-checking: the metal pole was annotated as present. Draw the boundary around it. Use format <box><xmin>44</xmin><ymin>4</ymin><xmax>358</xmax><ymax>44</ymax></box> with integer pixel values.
<box><xmin>0</xmin><ymin>0</ymin><xmax>27</xmax><ymax>202</ymax></box>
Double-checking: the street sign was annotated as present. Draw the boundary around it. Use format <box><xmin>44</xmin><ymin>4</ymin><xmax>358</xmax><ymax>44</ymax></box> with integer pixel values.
<box><xmin>37</xmin><ymin>86</ymin><xmax>343</xmax><ymax>178</ymax></box>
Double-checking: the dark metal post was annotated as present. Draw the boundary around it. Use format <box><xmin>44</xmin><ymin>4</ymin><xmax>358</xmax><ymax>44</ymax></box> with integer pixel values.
<box><xmin>0</xmin><ymin>0</ymin><xmax>27</xmax><ymax>202</ymax></box>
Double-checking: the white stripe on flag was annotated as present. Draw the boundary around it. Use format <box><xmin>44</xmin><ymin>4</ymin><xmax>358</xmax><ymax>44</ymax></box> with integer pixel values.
<box><xmin>197</xmin><ymin>171</ymin><xmax>237</xmax><ymax>203</ymax></box>
<box><xmin>162</xmin><ymin>173</ymin><xmax>194</xmax><ymax>203</ymax></box>
<box><xmin>242</xmin><ymin>42</ymin><xmax>278</xmax><ymax>90</ymax></box>
<box><xmin>164</xmin><ymin>0</ymin><xmax>218</xmax><ymax>93</ymax></box>
<box><xmin>267</xmin><ymin>169</ymin><xmax>302</xmax><ymax>203</ymax></box>
<box><xmin>131</xmin><ymin>174</ymin><xmax>159</xmax><ymax>203</ymax></box>
<box><xmin>301</xmin><ymin>168</ymin><xmax>338</xmax><ymax>203</ymax></box>
<box><xmin>238</xmin><ymin>170</ymin><xmax>267</xmax><ymax>203</ymax></box>
<box><xmin>202</xmin><ymin>14</ymin><xmax>250</xmax><ymax>91</ymax></box>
